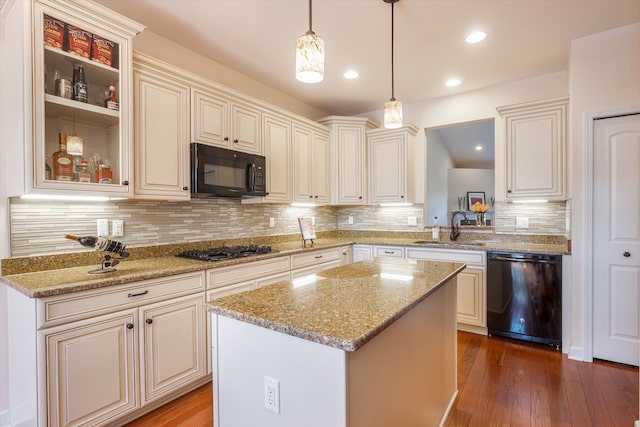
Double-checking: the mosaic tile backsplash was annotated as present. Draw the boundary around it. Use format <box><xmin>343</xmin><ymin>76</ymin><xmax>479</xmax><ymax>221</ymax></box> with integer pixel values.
<box><xmin>8</xmin><ymin>198</ymin><xmax>569</xmax><ymax>258</ymax></box>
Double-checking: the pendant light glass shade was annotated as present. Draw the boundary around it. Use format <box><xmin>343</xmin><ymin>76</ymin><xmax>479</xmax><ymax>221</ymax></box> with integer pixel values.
<box><xmin>296</xmin><ymin>31</ymin><xmax>324</xmax><ymax>83</ymax></box>
<box><xmin>296</xmin><ymin>0</ymin><xmax>324</xmax><ymax>84</ymax></box>
<box><xmin>384</xmin><ymin>98</ymin><xmax>403</xmax><ymax>129</ymax></box>
<box><xmin>383</xmin><ymin>0</ymin><xmax>402</xmax><ymax>129</ymax></box>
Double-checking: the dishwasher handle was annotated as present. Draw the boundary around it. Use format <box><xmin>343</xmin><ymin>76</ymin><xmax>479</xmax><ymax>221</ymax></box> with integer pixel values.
<box><xmin>488</xmin><ymin>252</ymin><xmax>562</xmax><ymax>265</ymax></box>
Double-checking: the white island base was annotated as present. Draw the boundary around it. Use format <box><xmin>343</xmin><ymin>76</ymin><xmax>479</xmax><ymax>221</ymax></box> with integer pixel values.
<box><xmin>211</xmin><ymin>277</ymin><xmax>457</xmax><ymax>427</ymax></box>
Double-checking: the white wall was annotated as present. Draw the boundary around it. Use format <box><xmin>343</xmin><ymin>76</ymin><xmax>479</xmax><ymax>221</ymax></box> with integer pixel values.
<box><xmin>568</xmin><ymin>23</ymin><xmax>640</xmax><ymax>361</ymax></box>
<box><xmin>447</xmin><ymin>169</ymin><xmax>495</xmax><ymax>216</ymax></box>
<box><xmin>425</xmin><ymin>131</ymin><xmax>454</xmax><ymax>225</ymax></box>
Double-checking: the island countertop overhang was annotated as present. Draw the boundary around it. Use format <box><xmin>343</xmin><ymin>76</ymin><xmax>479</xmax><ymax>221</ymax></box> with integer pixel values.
<box><xmin>206</xmin><ymin>258</ymin><xmax>465</xmax><ymax>352</ymax></box>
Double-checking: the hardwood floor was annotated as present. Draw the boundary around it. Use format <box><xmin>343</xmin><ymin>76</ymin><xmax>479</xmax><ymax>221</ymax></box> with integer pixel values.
<box><xmin>124</xmin><ymin>332</ymin><xmax>638</xmax><ymax>426</ymax></box>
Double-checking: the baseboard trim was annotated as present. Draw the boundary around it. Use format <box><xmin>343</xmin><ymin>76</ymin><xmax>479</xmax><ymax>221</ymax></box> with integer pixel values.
<box><xmin>440</xmin><ymin>389</ymin><xmax>459</xmax><ymax>427</ymax></box>
<box><xmin>568</xmin><ymin>346</ymin><xmax>585</xmax><ymax>362</ymax></box>
<box><xmin>634</xmin><ymin>420</ymin><xmax>640</xmax><ymax>427</ymax></box>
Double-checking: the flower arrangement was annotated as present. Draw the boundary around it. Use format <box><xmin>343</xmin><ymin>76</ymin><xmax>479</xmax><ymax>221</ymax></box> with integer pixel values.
<box><xmin>470</xmin><ymin>202</ymin><xmax>489</xmax><ymax>213</ymax></box>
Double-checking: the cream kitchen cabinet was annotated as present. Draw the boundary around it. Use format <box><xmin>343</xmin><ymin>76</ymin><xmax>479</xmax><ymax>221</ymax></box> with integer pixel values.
<box><xmin>243</xmin><ymin>113</ymin><xmax>293</xmax><ymax>204</ymax></box>
<box><xmin>290</xmin><ymin>246</ymin><xmax>344</xmax><ymax>279</ymax></box>
<box><xmin>340</xmin><ymin>246</ymin><xmax>353</xmax><ymax>265</ymax></box>
<box><xmin>6</xmin><ymin>271</ymin><xmax>207</xmax><ymax>426</ymax></box>
<box><xmin>497</xmin><ymin>96</ymin><xmax>568</xmax><ymax>201</ymax></box>
<box><xmin>292</xmin><ymin>122</ymin><xmax>331</xmax><ymax>204</ymax></box>
<box><xmin>405</xmin><ymin>247</ymin><xmax>487</xmax><ymax>334</ymax></box>
<box><xmin>367</xmin><ymin>125</ymin><xmax>419</xmax><ymax>204</ymax></box>
<box><xmin>2</xmin><ymin>0</ymin><xmax>143</xmax><ymax>199</ymax></box>
<box><xmin>133</xmin><ymin>54</ymin><xmax>190</xmax><ymax>200</ymax></box>
<box><xmin>191</xmin><ymin>88</ymin><xmax>262</xmax><ymax>155</ymax></box>
<box><xmin>353</xmin><ymin>244</ymin><xmax>374</xmax><ymax>262</ymax></box>
<box><xmin>319</xmin><ymin>116</ymin><xmax>378</xmax><ymax>205</ymax></box>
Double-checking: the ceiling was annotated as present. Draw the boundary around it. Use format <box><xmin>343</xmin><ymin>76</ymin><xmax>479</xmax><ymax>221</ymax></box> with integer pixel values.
<box><xmin>428</xmin><ymin>119</ymin><xmax>495</xmax><ymax>169</ymax></box>
<box><xmin>95</xmin><ymin>0</ymin><xmax>640</xmax><ymax>117</ymax></box>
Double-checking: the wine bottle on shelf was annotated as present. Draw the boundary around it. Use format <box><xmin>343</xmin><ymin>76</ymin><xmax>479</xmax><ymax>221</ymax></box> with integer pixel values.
<box><xmin>432</xmin><ymin>217</ymin><xmax>440</xmax><ymax>241</ymax></box>
<box><xmin>64</xmin><ymin>234</ymin><xmax>98</xmax><ymax>248</ymax></box>
<box><xmin>73</xmin><ymin>65</ymin><xmax>88</xmax><ymax>103</ymax></box>
<box><xmin>78</xmin><ymin>159</ymin><xmax>92</xmax><ymax>182</ymax></box>
<box><xmin>52</xmin><ymin>132</ymin><xmax>73</xmax><ymax>181</ymax></box>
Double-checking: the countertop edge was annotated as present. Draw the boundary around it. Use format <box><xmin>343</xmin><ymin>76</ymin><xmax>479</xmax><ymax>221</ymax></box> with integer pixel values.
<box><xmin>205</xmin><ymin>262</ymin><xmax>466</xmax><ymax>352</ymax></box>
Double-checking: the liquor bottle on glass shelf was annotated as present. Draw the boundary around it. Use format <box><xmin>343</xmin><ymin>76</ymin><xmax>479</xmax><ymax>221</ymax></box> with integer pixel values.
<box><xmin>105</xmin><ymin>83</ymin><xmax>119</xmax><ymax>110</ymax></box>
<box><xmin>52</xmin><ymin>132</ymin><xmax>73</xmax><ymax>181</ymax></box>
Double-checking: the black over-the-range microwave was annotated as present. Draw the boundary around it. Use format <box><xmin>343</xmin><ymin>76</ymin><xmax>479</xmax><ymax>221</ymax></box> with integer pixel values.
<box><xmin>190</xmin><ymin>143</ymin><xmax>267</xmax><ymax>197</ymax></box>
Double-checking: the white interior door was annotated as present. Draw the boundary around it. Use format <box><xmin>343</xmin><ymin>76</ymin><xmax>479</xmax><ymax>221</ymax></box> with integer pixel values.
<box><xmin>593</xmin><ymin>113</ymin><xmax>640</xmax><ymax>366</ymax></box>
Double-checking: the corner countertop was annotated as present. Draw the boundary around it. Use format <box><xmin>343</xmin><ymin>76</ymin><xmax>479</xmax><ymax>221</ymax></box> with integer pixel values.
<box><xmin>0</xmin><ymin>234</ymin><xmax>568</xmax><ymax>299</ymax></box>
<box><xmin>206</xmin><ymin>257</ymin><xmax>465</xmax><ymax>352</ymax></box>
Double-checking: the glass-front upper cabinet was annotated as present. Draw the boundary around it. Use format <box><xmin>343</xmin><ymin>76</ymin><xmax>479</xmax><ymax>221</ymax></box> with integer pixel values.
<box><xmin>31</xmin><ymin>0</ymin><xmax>144</xmax><ymax>197</ymax></box>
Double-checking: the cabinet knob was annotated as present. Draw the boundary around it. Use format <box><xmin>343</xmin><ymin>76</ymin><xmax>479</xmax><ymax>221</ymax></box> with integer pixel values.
<box><xmin>126</xmin><ymin>323</ymin><xmax>134</xmax><ymax>330</ymax></box>
<box><xmin>309</xmin><ymin>195</ymin><xmax>313</xmax><ymax>198</ymax></box>
<box><xmin>359</xmin><ymin>196</ymin><xmax>362</xmax><ymax>199</ymax></box>
<box><xmin>182</xmin><ymin>186</ymin><xmax>189</xmax><ymax>191</ymax></box>
<box><xmin>224</xmin><ymin>137</ymin><xmax>229</xmax><ymax>141</ymax></box>
<box><xmin>122</xmin><ymin>180</ymin><xmax>129</xmax><ymax>186</ymax></box>
<box><xmin>314</xmin><ymin>195</ymin><xmax>318</xmax><ymax>198</ymax></box>
<box><xmin>623</xmin><ymin>251</ymin><xmax>631</xmax><ymax>257</ymax></box>
<box><xmin>146</xmin><ymin>318</ymin><xmax>153</xmax><ymax>325</ymax></box>
<box><xmin>507</xmin><ymin>189</ymin><xmax>512</xmax><ymax>193</ymax></box>
<box><xmin>233</xmin><ymin>139</ymin><xmax>238</xmax><ymax>143</ymax></box>
<box><xmin>400</xmin><ymin>195</ymin><xmax>404</xmax><ymax>199</ymax></box>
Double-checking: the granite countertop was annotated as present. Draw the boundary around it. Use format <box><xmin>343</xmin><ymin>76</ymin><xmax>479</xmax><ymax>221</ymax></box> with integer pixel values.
<box><xmin>206</xmin><ymin>257</ymin><xmax>466</xmax><ymax>352</ymax></box>
<box><xmin>0</xmin><ymin>233</ymin><xmax>568</xmax><ymax>298</ymax></box>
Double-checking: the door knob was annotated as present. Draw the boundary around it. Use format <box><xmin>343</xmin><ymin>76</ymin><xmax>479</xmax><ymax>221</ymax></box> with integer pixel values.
<box><xmin>623</xmin><ymin>252</ymin><xmax>631</xmax><ymax>257</ymax></box>
<box><xmin>146</xmin><ymin>318</ymin><xmax>153</xmax><ymax>324</ymax></box>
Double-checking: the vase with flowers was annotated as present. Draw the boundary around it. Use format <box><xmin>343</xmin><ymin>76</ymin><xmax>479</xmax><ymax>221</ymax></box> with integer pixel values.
<box><xmin>471</xmin><ymin>202</ymin><xmax>489</xmax><ymax>226</ymax></box>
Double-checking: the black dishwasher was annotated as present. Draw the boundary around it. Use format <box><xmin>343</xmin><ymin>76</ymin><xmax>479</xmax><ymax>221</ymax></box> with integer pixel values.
<box><xmin>487</xmin><ymin>252</ymin><xmax>562</xmax><ymax>349</ymax></box>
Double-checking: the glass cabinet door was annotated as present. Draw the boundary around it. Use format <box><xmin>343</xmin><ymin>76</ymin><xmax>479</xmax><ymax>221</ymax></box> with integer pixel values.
<box><xmin>32</xmin><ymin>2</ymin><xmax>136</xmax><ymax>197</ymax></box>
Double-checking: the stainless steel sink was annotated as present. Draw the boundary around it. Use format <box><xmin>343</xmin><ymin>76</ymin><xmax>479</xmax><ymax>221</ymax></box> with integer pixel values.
<box><xmin>413</xmin><ymin>240</ymin><xmax>451</xmax><ymax>245</ymax></box>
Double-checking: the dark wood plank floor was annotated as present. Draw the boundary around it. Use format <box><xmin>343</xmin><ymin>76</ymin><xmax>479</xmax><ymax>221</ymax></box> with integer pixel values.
<box><xmin>125</xmin><ymin>332</ymin><xmax>638</xmax><ymax>426</ymax></box>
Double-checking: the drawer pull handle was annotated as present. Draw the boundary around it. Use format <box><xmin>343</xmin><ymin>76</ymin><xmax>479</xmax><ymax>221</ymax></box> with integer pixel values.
<box><xmin>128</xmin><ymin>290</ymin><xmax>149</xmax><ymax>298</ymax></box>
<box><xmin>126</xmin><ymin>323</ymin><xmax>134</xmax><ymax>330</ymax></box>
<box><xmin>315</xmin><ymin>255</ymin><xmax>323</xmax><ymax>259</ymax></box>
<box><xmin>623</xmin><ymin>251</ymin><xmax>631</xmax><ymax>257</ymax></box>
<box><xmin>146</xmin><ymin>318</ymin><xmax>153</xmax><ymax>325</ymax></box>
<box><xmin>384</xmin><ymin>251</ymin><xmax>394</xmax><ymax>254</ymax></box>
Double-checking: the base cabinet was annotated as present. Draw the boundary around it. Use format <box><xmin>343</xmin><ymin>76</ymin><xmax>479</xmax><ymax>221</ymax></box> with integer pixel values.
<box><xmin>405</xmin><ymin>247</ymin><xmax>487</xmax><ymax>334</ymax></box>
<box><xmin>43</xmin><ymin>310</ymin><xmax>138</xmax><ymax>427</ymax></box>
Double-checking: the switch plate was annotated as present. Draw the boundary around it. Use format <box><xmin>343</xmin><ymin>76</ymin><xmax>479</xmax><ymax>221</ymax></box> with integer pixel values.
<box><xmin>348</xmin><ymin>216</ymin><xmax>354</xmax><ymax>225</ymax></box>
<box><xmin>112</xmin><ymin>220</ymin><xmax>124</xmax><ymax>236</ymax></box>
<box><xmin>264</xmin><ymin>376</ymin><xmax>280</xmax><ymax>414</ymax></box>
<box><xmin>516</xmin><ymin>217</ymin><xmax>529</xmax><ymax>229</ymax></box>
<box><xmin>97</xmin><ymin>219</ymin><xmax>109</xmax><ymax>237</ymax></box>
<box><xmin>408</xmin><ymin>216</ymin><xmax>417</xmax><ymax>226</ymax></box>
<box><xmin>269</xmin><ymin>217</ymin><xmax>275</xmax><ymax>228</ymax></box>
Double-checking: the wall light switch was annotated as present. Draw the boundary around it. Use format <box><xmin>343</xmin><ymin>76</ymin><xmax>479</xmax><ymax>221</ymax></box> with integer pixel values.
<box><xmin>516</xmin><ymin>217</ymin><xmax>529</xmax><ymax>229</ymax></box>
<box><xmin>269</xmin><ymin>217</ymin><xmax>275</xmax><ymax>228</ymax></box>
<box><xmin>348</xmin><ymin>216</ymin><xmax>354</xmax><ymax>225</ymax></box>
<box><xmin>97</xmin><ymin>219</ymin><xmax>109</xmax><ymax>237</ymax></box>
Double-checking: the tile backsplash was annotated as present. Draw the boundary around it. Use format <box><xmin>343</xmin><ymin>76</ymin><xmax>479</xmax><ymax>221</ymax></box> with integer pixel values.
<box><xmin>8</xmin><ymin>198</ymin><xmax>569</xmax><ymax>258</ymax></box>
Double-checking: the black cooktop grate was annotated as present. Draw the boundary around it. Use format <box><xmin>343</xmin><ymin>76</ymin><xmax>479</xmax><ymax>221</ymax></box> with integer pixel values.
<box><xmin>175</xmin><ymin>245</ymin><xmax>273</xmax><ymax>262</ymax></box>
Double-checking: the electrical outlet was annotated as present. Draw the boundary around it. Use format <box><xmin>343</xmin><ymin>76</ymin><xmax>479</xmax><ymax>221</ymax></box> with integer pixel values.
<box><xmin>264</xmin><ymin>376</ymin><xmax>280</xmax><ymax>414</ymax></box>
<box><xmin>311</xmin><ymin>216</ymin><xmax>316</xmax><ymax>225</ymax></box>
<box><xmin>348</xmin><ymin>216</ymin><xmax>354</xmax><ymax>225</ymax></box>
<box><xmin>516</xmin><ymin>217</ymin><xmax>529</xmax><ymax>229</ymax></box>
<box><xmin>112</xmin><ymin>220</ymin><xmax>124</xmax><ymax>237</ymax></box>
<box><xmin>269</xmin><ymin>217</ymin><xmax>275</xmax><ymax>228</ymax></box>
<box><xmin>97</xmin><ymin>219</ymin><xmax>109</xmax><ymax>237</ymax></box>
<box><xmin>408</xmin><ymin>216</ymin><xmax>417</xmax><ymax>226</ymax></box>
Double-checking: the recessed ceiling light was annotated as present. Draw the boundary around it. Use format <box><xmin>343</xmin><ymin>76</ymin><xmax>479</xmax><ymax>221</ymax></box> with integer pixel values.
<box><xmin>475</xmin><ymin>145</ymin><xmax>483</xmax><ymax>151</ymax></box>
<box><xmin>466</xmin><ymin>31</ymin><xmax>487</xmax><ymax>44</ymax></box>
<box><xmin>445</xmin><ymin>79</ymin><xmax>461</xmax><ymax>87</ymax></box>
<box><xmin>344</xmin><ymin>70</ymin><xmax>359</xmax><ymax>79</ymax></box>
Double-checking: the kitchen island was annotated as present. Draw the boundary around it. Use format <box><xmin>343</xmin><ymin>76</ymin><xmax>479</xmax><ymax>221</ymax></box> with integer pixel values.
<box><xmin>206</xmin><ymin>257</ymin><xmax>465</xmax><ymax>427</ymax></box>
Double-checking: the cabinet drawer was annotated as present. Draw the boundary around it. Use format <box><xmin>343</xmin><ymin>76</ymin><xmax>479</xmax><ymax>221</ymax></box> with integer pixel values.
<box><xmin>374</xmin><ymin>245</ymin><xmax>404</xmax><ymax>258</ymax></box>
<box><xmin>405</xmin><ymin>248</ymin><xmax>486</xmax><ymax>266</ymax></box>
<box><xmin>37</xmin><ymin>271</ymin><xmax>205</xmax><ymax>329</ymax></box>
<box><xmin>290</xmin><ymin>247</ymin><xmax>342</xmax><ymax>269</ymax></box>
<box><xmin>207</xmin><ymin>281</ymin><xmax>254</xmax><ymax>300</ymax></box>
<box><xmin>291</xmin><ymin>259</ymin><xmax>342</xmax><ymax>281</ymax></box>
<box><xmin>208</xmin><ymin>256</ymin><xmax>290</xmax><ymax>289</ymax></box>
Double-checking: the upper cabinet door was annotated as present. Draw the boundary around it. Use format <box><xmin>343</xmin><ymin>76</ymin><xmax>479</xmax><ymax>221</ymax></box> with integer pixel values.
<box><xmin>133</xmin><ymin>58</ymin><xmax>190</xmax><ymax>200</ymax></box>
<box><xmin>497</xmin><ymin>96</ymin><xmax>568</xmax><ymax>200</ymax></box>
<box><xmin>21</xmin><ymin>1</ymin><xmax>144</xmax><ymax>198</ymax></box>
<box><xmin>230</xmin><ymin>102</ymin><xmax>262</xmax><ymax>154</ymax></box>
<box><xmin>191</xmin><ymin>88</ymin><xmax>230</xmax><ymax>148</ymax></box>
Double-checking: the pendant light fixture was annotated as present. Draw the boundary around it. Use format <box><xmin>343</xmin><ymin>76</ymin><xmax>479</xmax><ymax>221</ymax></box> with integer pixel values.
<box><xmin>383</xmin><ymin>0</ymin><xmax>402</xmax><ymax>129</ymax></box>
<box><xmin>296</xmin><ymin>0</ymin><xmax>324</xmax><ymax>83</ymax></box>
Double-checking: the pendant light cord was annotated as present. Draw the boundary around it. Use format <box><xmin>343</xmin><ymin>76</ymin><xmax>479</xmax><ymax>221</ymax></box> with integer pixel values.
<box><xmin>308</xmin><ymin>0</ymin><xmax>313</xmax><ymax>34</ymax></box>
<box><xmin>390</xmin><ymin>0</ymin><xmax>395</xmax><ymax>100</ymax></box>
